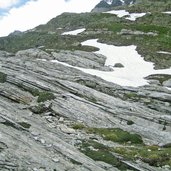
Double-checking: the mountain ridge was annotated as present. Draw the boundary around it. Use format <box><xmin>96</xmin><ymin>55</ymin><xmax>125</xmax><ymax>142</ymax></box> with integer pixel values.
<box><xmin>92</xmin><ymin>0</ymin><xmax>171</xmax><ymax>12</ymax></box>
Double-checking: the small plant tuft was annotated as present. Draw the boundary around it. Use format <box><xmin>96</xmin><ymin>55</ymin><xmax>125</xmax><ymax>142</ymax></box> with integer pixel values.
<box><xmin>127</xmin><ymin>120</ymin><xmax>134</xmax><ymax>125</ymax></box>
<box><xmin>0</xmin><ymin>72</ymin><xmax>7</xmax><ymax>83</ymax></box>
<box><xmin>72</xmin><ymin>123</ymin><xmax>85</xmax><ymax>130</ymax></box>
<box><xmin>17</xmin><ymin>122</ymin><xmax>31</xmax><ymax>129</ymax></box>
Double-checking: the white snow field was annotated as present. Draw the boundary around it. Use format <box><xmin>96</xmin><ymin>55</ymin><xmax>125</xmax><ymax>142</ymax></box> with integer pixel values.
<box><xmin>51</xmin><ymin>39</ymin><xmax>171</xmax><ymax>87</ymax></box>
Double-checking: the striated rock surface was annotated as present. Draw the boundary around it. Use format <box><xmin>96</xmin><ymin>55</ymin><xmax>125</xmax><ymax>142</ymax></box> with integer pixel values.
<box><xmin>52</xmin><ymin>50</ymin><xmax>112</xmax><ymax>71</ymax></box>
<box><xmin>0</xmin><ymin>49</ymin><xmax>171</xmax><ymax>171</ymax></box>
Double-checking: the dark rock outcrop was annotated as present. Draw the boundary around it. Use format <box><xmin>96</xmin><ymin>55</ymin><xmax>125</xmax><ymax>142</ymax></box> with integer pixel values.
<box><xmin>92</xmin><ymin>0</ymin><xmax>136</xmax><ymax>12</ymax></box>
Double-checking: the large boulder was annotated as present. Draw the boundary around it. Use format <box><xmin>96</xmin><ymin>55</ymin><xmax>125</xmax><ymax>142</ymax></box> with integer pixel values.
<box><xmin>16</xmin><ymin>48</ymin><xmax>51</xmax><ymax>59</ymax></box>
<box><xmin>163</xmin><ymin>79</ymin><xmax>171</xmax><ymax>88</ymax></box>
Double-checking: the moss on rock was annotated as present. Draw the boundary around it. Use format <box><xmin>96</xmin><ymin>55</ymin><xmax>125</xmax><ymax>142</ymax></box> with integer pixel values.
<box><xmin>0</xmin><ymin>72</ymin><xmax>7</xmax><ymax>83</ymax></box>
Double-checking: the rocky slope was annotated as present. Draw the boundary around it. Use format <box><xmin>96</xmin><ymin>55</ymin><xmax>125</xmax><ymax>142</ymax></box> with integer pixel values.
<box><xmin>0</xmin><ymin>48</ymin><xmax>171</xmax><ymax>171</ymax></box>
<box><xmin>0</xmin><ymin>0</ymin><xmax>171</xmax><ymax>171</ymax></box>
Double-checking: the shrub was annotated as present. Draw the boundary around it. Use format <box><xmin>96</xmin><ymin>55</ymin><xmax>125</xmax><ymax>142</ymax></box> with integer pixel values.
<box><xmin>127</xmin><ymin>120</ymin><xmax>134</xmax><ymax>125</ymax></box>
<box><xmin>37</xmin><ymin>91</ymin><xmax>55</xmax><ymax>103</ymax></box>
<box><xmin>17</xmin><ymin>122</ymin><xmax>31</xmax><ymax>129</ymax></box>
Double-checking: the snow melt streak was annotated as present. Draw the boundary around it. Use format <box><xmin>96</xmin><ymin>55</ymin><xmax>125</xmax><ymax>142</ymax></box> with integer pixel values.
<box><xmin>62</xmin><ymin>28</ymin><xmax>85</xmax><ymax>35</ymax></box>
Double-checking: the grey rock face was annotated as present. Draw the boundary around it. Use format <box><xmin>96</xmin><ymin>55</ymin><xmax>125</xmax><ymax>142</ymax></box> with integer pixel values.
<box><xmin>52</xmin><ymin>50</ymin><xmax>112</xmax><ymax>71</ymax></box>
<box><xmin>0</xmin><ymin>50</ymin><xmax>14</xmax><ymax>57</ymax></box>
<box><xmin>16</xmin><ymin>48</ymin><xmax>51</xmax><ymax>59</ymax></box>
<box><xmin>0</xmin><ymin>49</ymin><xmax>171</xmax><ymax>171</ymax></box>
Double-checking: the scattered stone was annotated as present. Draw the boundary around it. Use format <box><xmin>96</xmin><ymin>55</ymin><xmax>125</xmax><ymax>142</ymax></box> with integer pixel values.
<box><xmin>117</xmin><ymin>29</ymin><xmax>158</xmax><ymax>36</ymax></box>
<box><xmin>40</xmin><ymin>139</ymin><xmax>46</xmax><ymax>144</ymax></box>
<box><xmin>44</xmin><ymin>112</ymin><xmax>52</xmax><ymax>116</ymax></box>
<box><xmin>52</xmin><ymin>158</ymin><xmax>60</xmax><ymax>163</ymax></box>
<box><xmin>31</xmin><ymin>131</ymin><xmax>40</xmax><ymax>136</ymax></box>
<box><xmin>59</xmin><ymin>124</ymin><xmax>76</xmax><ymax>134</ymax></box>
<box><xmin>46</xmin><ymin>144</ymin><xmax>52</xmax><ymax>148</ymax></box>
<box><xmin>163</xmin><ymin>79</ymin><xmax>171</xmax><ymax>87</ymax></box>
<box><xmin>33</xmin><ymin>136</ymin><xmax>39</xmax><ymax>141</ymax></box>
<box><xmin>30</xmin><ymin>104</ymin><xmax>51</xmax><ymax>114</ymax></box>
<box><xmin>113</xmin><ymin>63</ymin><xmax>124</xmax><ymax>68</ymax></box>
<box><xmin>59</xmin><ymin>117</ymin><xmax>64</xmax><ymax>123</ymax></box>
<box><xmin>44</xmin><ymin>116</ymin><xmax>53</xmax><ymax>123</ymax></box>
<box><xmin>48</xmin><ymin>123</ymin><xmax>56</xmax><ymax>128</ymax></box>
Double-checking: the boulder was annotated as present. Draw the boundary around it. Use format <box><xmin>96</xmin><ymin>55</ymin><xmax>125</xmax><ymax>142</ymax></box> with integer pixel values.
<box><xmin>16</xmin><ymin>48</ymin><xmax>51</xmax><ymax>59</ymax></box>
<box><xmin>114</xmin><ymin>63</ymin><xmax>124</xmax><ymax>68</ymax></box>
<box><xmin>163</xmin><ymin>79</ymin><xmax>171</xmax><ymax>87</ymax></box>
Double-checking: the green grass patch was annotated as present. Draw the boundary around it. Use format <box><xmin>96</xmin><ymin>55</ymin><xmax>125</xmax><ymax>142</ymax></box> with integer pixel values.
<box><xmin>17</xmin><ymin>84</ymin><xmax>55</xmax><ymax>103</ymax></box>
<box><xmin>86</xmin><ymin>128</ymin><xmax>143</xmax><ymax>144</ymax></box>
<box><xmin>37</xmin><ymin>91</ymin><xmax>55</xmax><ymax>103</ymax></box>
<box><xmin>131</xmin><ymin>24</ymin><xmax>169</xmax><ymax>34</ymax></box>
<box><xmin>79</xmin><ymin>140</ymin><xmax>135</xmax><ymax>170</ymax></box>
<box><xmin>124</xmin><ymin>92</ymin><xmax>139</xmax><ymax>99</ymax></box>
<box><xmin>113</xmin><ymin>145</ymin><xmax>171</xmax><ymax>167</ymax></box>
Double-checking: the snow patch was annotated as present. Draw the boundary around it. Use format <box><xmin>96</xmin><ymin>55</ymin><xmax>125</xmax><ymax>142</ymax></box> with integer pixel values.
<box><xmin>104</xmin><ymin>10</ymin><xmax>146</xmax><ymax>21</ymax></box>
<box><xmin>62</xmin><ymin>28</ymin><xmax>85</xmax><ymax>35</ymax></box>
<box><xmin>157</xmin><ymin>51</ymin><xmax>171</xmax><ymax>55</ymax></box>
<box><xmin>106</xmin><ymin>0</ymin><xmax>113</xmax><ymax>5</ymax></box>
<box><xmin>120</xmin><ymin>0</ymin><xmax>125</xmax><ymax>4</ymax></box>
<box><xmin>51</xmin><ymin>39</ymin><xmax>171</xmax><ymax>87</ymax></box>
<box><xmin>126</xmin><ymin>13</ymin><xmax>146</xmax><ymax>21</ymax></box>
<box><xmin>162</xmin><ymin>11</ymin><xmax>171</xmax><ymax>14</ymax></box>
<box><xmin>104</xmin><ymin>10</ymin><xmax>129</xmax><ymax>17</ymax></box>
<box><xmin>130</xmin><ymin>1</ymin><xmax>134</xmax><ymax>5</ymax></box>
<box><xmin>166</xmin><ymin>87</ymin><xmax>171</xmax><ymax>91</ymax></box>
